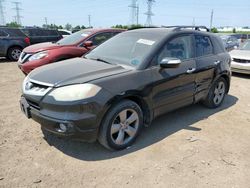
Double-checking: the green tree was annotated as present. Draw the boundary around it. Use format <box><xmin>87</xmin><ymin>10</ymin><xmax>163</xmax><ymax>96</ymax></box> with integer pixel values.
<box><xmin>211</xmin><ymin>27</ymin><xmax>218</xmax><ymax>33</ymax></box>
<box><xmin>65</xmin><ymin>23</ymin><xmax>72</xmax><ymax>31</ymax></box>
<box><xmin>81</xmin><ymin>25</ymin><xmax>86</xmax><ymax>29</ymax></box>
<box><xmin>6</xmin><ymin>22</ymin><xmax>21</xmax><ymax>28</ymax></box>
<box><xmin>74</xmin><ymin>25</ymin><xmax>81</xmax><ymax>30</ymax></box>
<box><xmin>233</xmin><ymin>28</ymin><xmax>236</xmax><ymax>33</ymax></box>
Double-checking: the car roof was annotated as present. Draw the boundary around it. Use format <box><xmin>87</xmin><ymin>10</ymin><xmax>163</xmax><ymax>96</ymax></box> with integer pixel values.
<box><xmin>82</xmin><ymin>28</ymin><xmax>126</xmax><ymax>34</ymax></box>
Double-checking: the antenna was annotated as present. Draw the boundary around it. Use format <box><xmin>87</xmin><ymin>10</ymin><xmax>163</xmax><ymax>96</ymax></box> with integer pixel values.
<box><xmin>12</xmin><ymin>1</ymin><xmax>22</xmax><ymax>25</ymax></box>
<box><xmin>0</xmin><ymin>0</ymin><xmax>5</xmax><ymax>25</ymax></box>
<box><xmin>129</xmin><ymin>0</ymin><xmax>139</xmax><ymax>25</ymax></box>
<box><xmin>144</xmin><ymin>0</ymin><xmax>155</xmax><ymax>26</ymax></box>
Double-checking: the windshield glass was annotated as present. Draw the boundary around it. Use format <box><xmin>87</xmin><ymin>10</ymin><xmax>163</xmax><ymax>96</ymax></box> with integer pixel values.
<box><xmin>85</xmin><ymin>31</ymin><xmax>166</xmax><ymax>67</ymax></box>
<box><xmin>240</xmin><ymin>40</ymin><xmax>250</xmax><ymax>50</ymax></box>
<box><xmin>57</xmin><ymin>30</ymin><xmax>92</xmax><ymax>45</ymax></box>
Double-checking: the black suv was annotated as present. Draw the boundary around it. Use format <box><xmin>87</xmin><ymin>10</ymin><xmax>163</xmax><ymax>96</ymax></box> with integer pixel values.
<box><xmin>0</xmin><ymin>27</ymin><xmax>30</xmax><ymax>61</ymax></box>
<box><xmin>20</xmin><ymin>26</ymin><xmax>231</xmax><ymax>150</ymax></box>
<box><xmin>21</xmin><ymin>28</ymin><xmax>62</xmax><ymax>44</ymax></box>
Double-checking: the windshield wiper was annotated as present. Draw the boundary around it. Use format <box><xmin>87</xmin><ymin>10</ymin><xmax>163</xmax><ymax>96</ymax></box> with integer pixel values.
<box><xmin>89</xmin><ymin>57</ymin><xmax>115</xmax><ymax>65</ymax></box>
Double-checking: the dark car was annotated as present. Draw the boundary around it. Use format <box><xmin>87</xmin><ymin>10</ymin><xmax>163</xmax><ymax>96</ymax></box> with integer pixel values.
<box><xmin>219</xmin><ymin>35</ymin><xmax>239</xmax><ymax>51</ymax></box>
<box><xmin>18</xmin><ymin>28</ymin><xmax>125</xmax><ymax>74</ymax></box>
<box><xmin>20</xmin><ymin>27</ymin><xmax>231</xmax><ymax>150</ymax></box>
<box><xmin>0</xmin><ymin>27</ymin><xmax>30</xmax><ymax>61</ymax></box>
<box><xmin>21</xmin><ymin>28</ymin><xmax>62</xmax><ymax>44</ymax></box>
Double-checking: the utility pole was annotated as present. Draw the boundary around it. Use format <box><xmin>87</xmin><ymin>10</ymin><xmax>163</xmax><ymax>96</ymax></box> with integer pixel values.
<box><xmin>192</xmin><ymin>17</ymin><xmax>195</xmax><ymax>26</ymax></box>
<box><xmin>210</xmin><ymin>9</ymin><xmax>214</xmax><ymax>30</ymax></box>
<box><xmin>144</xmin><ymin>0</ymin><xmax>155</xmax><ymax>27</ymax></box>
<box><xmin>44</xmin><ymin>17</ymin><xmax>48</xmax><ymax>28</ymax></box>
<box><xmin>12</xmin><ymin>1</ymin><xmax>22</xmax><ymax>25</ymax></box>
<box><xmin>0</xmin><ymin>0</ymin><xmax>5</xmax><ymax>26</ymax></box>
<box><xmin>129</xmin><ymin>0</ymin><xmax>139</xmax><ymax>26</ymax></box>
<box><xmin>88</xmin><ymin>15</ymin><xmax>91</xmax><ymax>28</ymax></box>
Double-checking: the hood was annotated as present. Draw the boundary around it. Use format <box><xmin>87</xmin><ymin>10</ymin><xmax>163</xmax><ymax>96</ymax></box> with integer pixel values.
<box><xmin>24</xmin><ymin>42</ymin><xmax>63</xmax><ymax>53</ymax></box>
<box><xmin>230</xmin><ymin>50</ymin><xmax>250</xmax><ymax>60</ymax></box>
<box><xmin>29</xmin><ymin>58</ymin><xmax>132</xmax><ymax>87</ymax></box>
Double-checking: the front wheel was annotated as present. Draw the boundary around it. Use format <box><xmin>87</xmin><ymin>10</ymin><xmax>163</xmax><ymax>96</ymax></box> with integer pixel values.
<box><xmin>203</xmin><ymin>77</ymin><xmax>227</xmax><ymax>108</ymax></box>
<box><xmin>98</xmin><ymin>100</ymin><xmax>143</xmax><ymax>150</ymax></box>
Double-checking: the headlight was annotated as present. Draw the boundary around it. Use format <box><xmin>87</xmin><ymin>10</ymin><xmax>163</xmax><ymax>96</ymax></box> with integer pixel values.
<box><xmin>48</xmin><ymin>84</ymin><xmax>101</xmax><ymax>101</ymax></box>
<box><xmin>29</xmin><ymin>51</ymin><xmax>48</xmax><ymax>61</ymax></box>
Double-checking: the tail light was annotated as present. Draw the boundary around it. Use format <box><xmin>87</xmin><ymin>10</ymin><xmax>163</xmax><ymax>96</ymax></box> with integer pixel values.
<box><xmin>24</xmin><ymin>37</ymin><xmax>30</xmax><ymax>45</ymax></box>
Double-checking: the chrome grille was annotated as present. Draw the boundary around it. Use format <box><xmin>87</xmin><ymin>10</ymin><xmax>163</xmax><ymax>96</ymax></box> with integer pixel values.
<box><xmin>233</xmin><ymin>58</ymin><xmax>250</xmax><ymax>64</ymax></box>
<box><xmin>23</xmin><ymin>77</ymin><xmax>53</xmax><ymax>96</ymax></box>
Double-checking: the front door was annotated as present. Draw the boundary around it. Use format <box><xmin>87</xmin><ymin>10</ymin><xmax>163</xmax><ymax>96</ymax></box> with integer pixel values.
<box><xmin>150</xmin><ymin>34</ymin><xmax>197</xmax><ymax>117</ymax></box>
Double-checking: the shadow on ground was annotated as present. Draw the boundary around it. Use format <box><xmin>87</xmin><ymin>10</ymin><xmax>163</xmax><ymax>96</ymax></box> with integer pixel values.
<box><xmin>43</xmin><ymin>94</ymin><xmax>238</xmax><ymax>161</ymax></box>
<box><xmin>0</xmin><ymin>58</ymin><xmax>12</xmax><ymax>63</ymax></box>
<box><xmin>232</xmin><ymin>72</ymin><xmax>250</xmax><ymax>79</ymax></box>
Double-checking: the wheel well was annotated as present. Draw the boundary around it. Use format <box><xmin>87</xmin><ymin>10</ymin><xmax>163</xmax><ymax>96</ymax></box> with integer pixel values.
<box><xmin>220</xmin><ymin>74</ymin><xmax>230</xmax><ymax>93</ymax></box>
<box><xmin>116</xmin><ymin>95</ymin><xmax>152</xmax><ymax>126</ymax></box>
<box><xmin>7</xmin><ymin>45</ymin><xmax>23</xmax><ymax>53</ymax></box>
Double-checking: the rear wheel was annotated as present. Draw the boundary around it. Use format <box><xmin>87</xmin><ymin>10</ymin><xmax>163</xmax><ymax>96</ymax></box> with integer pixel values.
<box><xmin>7</xmin><ymin>47</ymin><xmax>22</xmax><ymax>61</ymax></box>
<box><xmin>98</xmin><ymin>100</ymin><xmax>143</xmax><ymax>150</ymax></box>
<box><xmin>203</xmin><ymin>77</ymin><xmax>227</xmax><ymax>108</ymax></box>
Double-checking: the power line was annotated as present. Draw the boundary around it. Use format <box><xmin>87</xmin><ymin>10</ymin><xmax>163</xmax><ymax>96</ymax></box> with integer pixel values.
<box><xmin>129</xmin><ymin>0</ymin><xmax>139</xmax><ymax>25</ymax></box>
<box><xmin>12</xmin><ymin>1</ymin><xmax>22</xmax><ymax>25</ymax></box>
<box><xmin>0</xmin><ymin>0</ymin><xmax>5</xmax><ymax>25</ymax></box>
<box><xmin>144</xmin><ymin>0</ymin><xmax>155</xmax><ymax>26</ymax></box>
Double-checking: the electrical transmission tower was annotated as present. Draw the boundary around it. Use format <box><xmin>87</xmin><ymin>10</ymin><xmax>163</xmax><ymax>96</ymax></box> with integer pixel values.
<box><xmin>0</xmin><ymin>0</ymin><xmax>5</xmax><ymax>26</ymax></box>
<box><xmin>144</xmin><ymin>0</ymin><xmax>155</xmax><ymax>26</ymax></box>
<box><xmin>129</xmin><ymin>0</ymin><xmax>139</xmax><ymax>25</ymax></box>
<box><xmin>12</xmin><ymin>1</ymin><xmax>22</xmax><ymax>25</ymax></box>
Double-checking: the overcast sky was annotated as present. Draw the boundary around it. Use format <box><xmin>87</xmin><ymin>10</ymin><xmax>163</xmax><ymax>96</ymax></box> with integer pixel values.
<box><xmin>2</xmin><ymin>0</ymin><xmax>250</xmax><ymax>28</ymax></box>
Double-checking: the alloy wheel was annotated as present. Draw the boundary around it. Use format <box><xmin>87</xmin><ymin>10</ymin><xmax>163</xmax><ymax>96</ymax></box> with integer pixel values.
<box><xmin>213</xmin><ymin>81</ymin><xmax>225</xmax><ymax>105</ymax></box>
<box><xmin>11</xmin><ymin>49</ymin><xmax>21</xmax><ymax>60</ymax></box>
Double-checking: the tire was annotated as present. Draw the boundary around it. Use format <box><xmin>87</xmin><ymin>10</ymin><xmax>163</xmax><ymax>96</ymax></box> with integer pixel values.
<box><xmin>98</xmin><ymin>100</ymin><xmax>143</xmax><ymax>150</ymax></box>
<box><xmin>7</xmin><ymin>47</ymin><xmax>22</xmax><ymax>61</ymax></box>
<box><xmin>203</xmin><ymin>77</ymin><xmax>228</xmax><ymax>108</ymax></box>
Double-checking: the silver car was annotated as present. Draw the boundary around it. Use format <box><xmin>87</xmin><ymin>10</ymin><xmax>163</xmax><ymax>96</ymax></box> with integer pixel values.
<box><xmin>230</xmin><ymin>39</ymin><xmax>250</xmax><ymax>74</ymax></box>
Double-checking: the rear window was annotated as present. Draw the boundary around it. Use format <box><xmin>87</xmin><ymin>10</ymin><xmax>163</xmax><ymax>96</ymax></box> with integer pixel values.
<box><xmin>0</xmin><ymin>28</ymin><xmax>26</xmax><ymax>37</ymax></box>
<box><xmin>195</xmin><ymin>35</ymin><xmax>213</xmax><ymax>57</ymax></box>
<box><xmin>22</xmin><ymin>28</ymin><xmax>59</xmax><ymax>37</ymax></box>
<box><xmin>0</xmin><ymin>30</ymin><xmax>8</xmax><ymax>37</ymax></box>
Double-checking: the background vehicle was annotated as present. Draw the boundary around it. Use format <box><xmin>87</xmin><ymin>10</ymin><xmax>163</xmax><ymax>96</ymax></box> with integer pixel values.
<box><xmin>18</xmin><ymin>28</ymin><xmax>125</xmax><ymax>74</ymax></box>
<box><xmin>0</xmin><ymin>27</ymin><xmax>30</xmax><ymax>61</ymax></box>
<box><xmin>230</xmin><ymin>39</ymin><xmax>250</xmax><ymax>74</ymax></box>
<box><xmin>21</xmin><ymin>28</ymin><xmax>63</xmax><ymax>44</ymax></box>
<box><xmin>58</xmin><ymin>29</ymin><xmax>72</xmax><ymax>38</ymax></box>
<box><xmin>219</xmin><ymin>35</ymin><xmax>239</xmax><ymax>51</ymax></box>
<box><xmin>20</xmin><ymin>27</ymin><xmax>231</xmax><ymax>150</ymax></box>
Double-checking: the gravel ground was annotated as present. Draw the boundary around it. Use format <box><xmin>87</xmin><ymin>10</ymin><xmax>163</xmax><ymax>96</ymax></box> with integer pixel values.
<box><xmin>0</xmin><ymin>59</ymin><xmax>250</xmax><ymax>188</ymax></box>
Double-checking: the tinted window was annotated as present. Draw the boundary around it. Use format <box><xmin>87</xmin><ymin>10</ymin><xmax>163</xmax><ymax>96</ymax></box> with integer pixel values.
<box><xmin>59</xmin><ymin>31</ymin><xmax>70</xmax><ymax>35</ymax></box>
<box><xmin>157</xmin><ymin>35</ymin><xmax>193</xmax><ymax>64</ymax></box>
<box><xmin>87</xmin><ymin>32</ymin><xmax>114</xmax><ymax>46</ymax></box>
<box><xmin>195</xmin><ymin>35</ymin><xmax>213</xmax><ymax>57</ymax></box>
<box><xmin>2</xmin><ymin>28</ymin><xmax>26</xmax><ymax>37</ymax></box>
<box><xmin>0</xmin><ymin>30</ymin><xmax>8</xmax><ymax>37</ymax></box>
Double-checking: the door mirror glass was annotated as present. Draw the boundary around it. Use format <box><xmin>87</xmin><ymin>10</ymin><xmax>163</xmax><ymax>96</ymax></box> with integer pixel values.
<box><xmin>160</xmin><ymin>58</ymin><xmax>181</xmax><ymax>68</ymax></box>
<box><xmin>83</xmin><ymin>41</ymin><xmax>93</xmax><ymax>47</ymax></box>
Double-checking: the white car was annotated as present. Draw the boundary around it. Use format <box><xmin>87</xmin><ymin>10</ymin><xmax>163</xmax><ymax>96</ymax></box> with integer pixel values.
<box><xmin>230</xmin><ymin>40</ymin><xmax>250</xmax><ymax>74</ymax></box>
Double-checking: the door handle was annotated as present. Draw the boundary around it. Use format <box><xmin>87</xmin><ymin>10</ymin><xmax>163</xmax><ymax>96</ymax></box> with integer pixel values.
<box><xmin>186</xmin><ymin>68</ymin><xmax>196</xmax><ymax>74</ymax></box>
<box><xmin>214</xmin><ymin>60</ymin><xmax>221</xmax><ymax>65</ymax></box>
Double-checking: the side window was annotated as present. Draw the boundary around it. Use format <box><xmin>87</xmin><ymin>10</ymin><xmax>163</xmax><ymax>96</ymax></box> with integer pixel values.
<box><xmin>88</xmin><ymin>32</ymin><xmax>114</xmax><ymax>46</ymax></box>
<box><xmin>157</xmin><ymin>35</ymin><xmax>193</xmax><ymax>64</ymax></box>
<box><xmin>0</xmin><ymin>30</ymin><xmax>8</xmax><ymax>37</ymax></box>
<box><xmin>195</xmin><ymin>35</ymin><xmax>213</xmax><ymax>57</ymax></box>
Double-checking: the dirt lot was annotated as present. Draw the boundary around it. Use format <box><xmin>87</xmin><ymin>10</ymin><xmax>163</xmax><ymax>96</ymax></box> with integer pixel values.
<box><xmin>0</xmin><ymin>59</ymin><xmax>249</xmax><ymax>188</ymax></box>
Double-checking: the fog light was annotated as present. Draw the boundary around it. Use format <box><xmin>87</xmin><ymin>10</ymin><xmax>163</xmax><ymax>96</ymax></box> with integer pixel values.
<box><xmin>59</xmin><ymin>123</ymin><xmax>67</xmax><ymax>133</ymax></box>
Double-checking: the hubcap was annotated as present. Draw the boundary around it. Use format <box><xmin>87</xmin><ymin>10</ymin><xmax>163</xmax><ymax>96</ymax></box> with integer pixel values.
<box><xmin>110</xmin><ymin>109</ymin><xmax>139</xmax><ymax>145</ymax></box>
<box><xmin>11</xmin><ymin>49</ymin><xmax>21</xmax><ymax>60</ymax></box>
<box><xmin>213</xmin><ymin>81</ymin><xmax>225</xmax><ymax>105</ymax></box>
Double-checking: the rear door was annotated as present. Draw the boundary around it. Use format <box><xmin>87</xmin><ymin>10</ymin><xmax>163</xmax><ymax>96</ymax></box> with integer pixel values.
<box><xmin>194</xmin><ymin>34</ymin><xmax>218</xmax><ymax>102</ymax></box>
<box><xmin>150</xmin><ymin>34</ymin><xmax>197</xmax><ymax>117</ymax></box>
<box><xmin>0</xmin><ymin>30</ymin><xmax>9</xmax><ymax>56</ymax></box>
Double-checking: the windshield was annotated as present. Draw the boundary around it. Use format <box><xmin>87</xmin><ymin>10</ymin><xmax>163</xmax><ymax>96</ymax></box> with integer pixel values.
<box><xmin>240</xmin><ymin>40</ymin><xmax>250</xmax><ymax>50</ymax></box>
<box><xmin>57</xmin><ymin>30</ymin><xmax>92</xmax><ymax>45</ymax></box>
<box><xmin>85</xmin><ymin>31</ymin><xmax>166</xmax><ymax>67</ymax></box>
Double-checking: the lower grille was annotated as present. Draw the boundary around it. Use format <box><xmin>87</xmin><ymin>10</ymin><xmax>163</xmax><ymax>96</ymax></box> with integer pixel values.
<box><xmin>26</xmin><ymin>99</ymin><xmax>40</xmax><ymax>110</ymax></box>
<box><xmin>233</xmin><ymin>58</ymin><xmax>250</xmax><ymax>64</ymax></box>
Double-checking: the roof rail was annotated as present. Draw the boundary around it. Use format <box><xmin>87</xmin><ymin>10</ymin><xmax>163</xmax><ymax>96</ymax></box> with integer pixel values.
<box><xmin>162</xmin><ymin>25</ymin><xmax>210</xmax><ymax>32</ymax></box>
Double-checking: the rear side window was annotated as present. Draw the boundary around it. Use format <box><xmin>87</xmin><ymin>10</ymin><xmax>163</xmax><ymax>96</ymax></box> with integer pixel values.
<box><xmin>195</xmin><ymin>35</ymin><xmax>213</xmax><ymax>57</ymax></box>
<box><xmin>157</xmin><ymin>35</ymin><xmax>194</xmax><ymax>64</ymax></box>
<box><xmin>3</xmin><ymin>28</ymin><xmax>26</xmax><ymax>37</ymax></box>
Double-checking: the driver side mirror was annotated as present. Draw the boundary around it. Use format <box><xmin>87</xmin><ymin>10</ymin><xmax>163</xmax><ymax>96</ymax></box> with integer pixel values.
<box><xmin>160</xmin><ymin>58</ymin><xmax>181</xmax><ymax>68</ymax></box>
<box><xmin>83</xmin><ymin>41</ymin><xmax>93</xmax><ymax>48</ymax></box>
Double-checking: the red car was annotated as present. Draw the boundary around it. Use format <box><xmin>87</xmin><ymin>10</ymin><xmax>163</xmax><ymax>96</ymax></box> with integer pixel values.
<box><xmin>18</xmin><ymin>28</ymin><xmax>125</xmax><ymax>74</ymax></box>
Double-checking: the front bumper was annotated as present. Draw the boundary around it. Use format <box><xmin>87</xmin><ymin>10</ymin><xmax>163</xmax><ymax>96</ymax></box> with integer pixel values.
<box><xmin>20</xmin><ymin>97</ymin><xmax>100</xmax><ymax>142</ymax></box>
<box><xmin>231</xmin><ymin>61</ymin><xmax>250</xmax><ymax>74</ymax></box>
